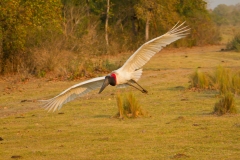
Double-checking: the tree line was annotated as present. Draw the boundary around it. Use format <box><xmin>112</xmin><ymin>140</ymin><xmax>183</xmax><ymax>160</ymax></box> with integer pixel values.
<box><xmin>0</xmin><ymin>0</ymin><xmax>220</xmax><ymax>75</ymax></box>
<box><xmin>211</xmin><ymin>3</ymin><xmax>240</xmax><ymax>26</ymax></box>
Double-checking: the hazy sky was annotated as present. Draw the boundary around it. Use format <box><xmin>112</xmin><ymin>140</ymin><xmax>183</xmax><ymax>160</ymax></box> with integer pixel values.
<box><xmin>207</xmin><ymin>0</ymin><xmax>240</xmax><ymax>9</ymax></box>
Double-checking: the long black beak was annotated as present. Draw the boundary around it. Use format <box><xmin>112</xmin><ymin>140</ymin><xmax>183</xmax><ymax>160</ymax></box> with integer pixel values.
<box><xmin>99</xmin><ymin>77</ymin><xmax>109</xmax><ymax>94</ymax></box>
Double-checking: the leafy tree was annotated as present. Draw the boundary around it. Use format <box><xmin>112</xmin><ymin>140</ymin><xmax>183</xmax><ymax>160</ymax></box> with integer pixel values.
<box><xmin>0</xmin><ymin>0</ymin><xmax>62</xmax><ymax>74</ymax></box>
<box><xmin>0</xmin><ymin>0</ymin><xmax>222</xmax><ymax>76</ymax></box>
<box><xmin>109</xmin><ymin>0</ymin><xmax>219</xmax><ymax>48</ymax></box>
<box><xmin>177</xmin><ymin>0</ymin><xmax>220</xmax><ymax>46</ymax></box>
<box><xmin>134</xmin><ymin>0</ymin><xmax>179</xmax><ymax>40</ymax></box>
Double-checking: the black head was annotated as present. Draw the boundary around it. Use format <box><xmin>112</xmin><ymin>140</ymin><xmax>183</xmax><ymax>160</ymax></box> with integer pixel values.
<box><xmin>99</xmin><ymin>74</ymin><xmax>117</xmax><ymax>94</ymax></box>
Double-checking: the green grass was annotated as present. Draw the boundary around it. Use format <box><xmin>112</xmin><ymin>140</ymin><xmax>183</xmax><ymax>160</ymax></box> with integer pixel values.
<box><xmin>1</xmin><ymin>46</ymin><xmax>240</xmax><ymax>159</ymax></box>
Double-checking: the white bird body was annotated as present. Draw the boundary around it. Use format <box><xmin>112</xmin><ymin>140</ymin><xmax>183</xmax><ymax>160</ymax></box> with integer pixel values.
<box><xmin>112</xmin><ymin>68</ymin><xmax>142</xmax><ymax>85</ymax></box>
<box><xmin>41</xmin><ymin>22</ymin><xmax>190</xmax><ymax>112</ymax></box>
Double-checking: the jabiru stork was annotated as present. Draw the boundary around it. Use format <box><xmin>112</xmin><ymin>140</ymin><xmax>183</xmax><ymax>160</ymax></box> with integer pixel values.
<box><xmin>42</xmin><ymin>22</ymin><xmax>190</xmax><ymax>112</ymax></box>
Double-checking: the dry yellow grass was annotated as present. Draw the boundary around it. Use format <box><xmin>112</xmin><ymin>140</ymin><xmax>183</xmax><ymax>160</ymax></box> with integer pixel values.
<box><xmin>0</xmin><ymin>45</ymin><xmax>240</xmax><ymax>159</ymax></box>
<box><xmin>115</xmin><ymin>93</ymin><xmax>148</xmax><ymax>118</ymax></box>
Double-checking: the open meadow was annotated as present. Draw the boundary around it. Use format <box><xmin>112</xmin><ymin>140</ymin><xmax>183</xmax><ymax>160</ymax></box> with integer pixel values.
<box><xmin>0</xmin><ymin>45</ymin><xmax>240</xmax><ymax>159</ymax></box>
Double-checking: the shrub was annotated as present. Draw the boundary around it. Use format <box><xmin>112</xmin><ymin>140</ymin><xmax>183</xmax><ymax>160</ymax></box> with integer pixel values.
<box><xmin>214</xmin><ymin>92</ymin><xmax>237</xmax><ymax>115</ymax></box>
<box><xmin>226</xmin><ymin>33</ymin><xmax>240</xmax><ymax>52</ymax></box>
<box><xmin>115</xmin><ymin>93</ymin><xmax>148</xmax><ymax>119</ymax></box>
<box><xmin>0</xmin><ymin>0</ymin><xmax>63</xmax><ymax>74</ymax></box>
<box><xmin>102</xmin><ymin>59</ymin><xmax>120</xmax><ymax>71</ymax></box>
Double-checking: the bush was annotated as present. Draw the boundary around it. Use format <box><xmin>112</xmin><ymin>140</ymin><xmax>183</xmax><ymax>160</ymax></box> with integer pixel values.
<box><xmin>226</xmin><ymin>33</ymin><xmax>240</xmax><ymax>52</ymax></box>
<box><xmin>214</xmin><ymin>92</ymin><xmax>237</xmax><ymax>115</ymax></box>
<box><xmin>25</xmin><ymin>47</ymin><xmax>118</xmax><ymax>79</ymax></box>
<box><xmin>102</xmin><ymin>59</ymin><xmax>121</xmax><ymax>71</ymax></box>
<box><xmin>115</xmin><ymin>93</ymin><xmax>148</xmax><ymax>119</ymax></box>
<box><xmin>0</xmin><ymin>0</ymin><xmax>63</xmax><ymax>74</ymax></box>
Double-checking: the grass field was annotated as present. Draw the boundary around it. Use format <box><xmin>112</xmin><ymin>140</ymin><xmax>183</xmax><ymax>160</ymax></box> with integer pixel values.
<box><xmin>1</xmin><ymin>45</ymin><xmax>240</xmax><ymax>160</ymax></box>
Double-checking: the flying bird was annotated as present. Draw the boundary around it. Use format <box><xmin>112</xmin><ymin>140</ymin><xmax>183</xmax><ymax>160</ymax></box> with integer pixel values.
<box><xmin>42</xmin><ymin>22</ymin><xmax>190</xmax><ymax>112</ymax></box>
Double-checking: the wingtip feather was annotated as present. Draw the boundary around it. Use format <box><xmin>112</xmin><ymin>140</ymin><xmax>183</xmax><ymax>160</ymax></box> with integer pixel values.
<box><xmin>169</xmin><ymin>21</ymin><xmax>190</xmax><ymax>33</ymax></box>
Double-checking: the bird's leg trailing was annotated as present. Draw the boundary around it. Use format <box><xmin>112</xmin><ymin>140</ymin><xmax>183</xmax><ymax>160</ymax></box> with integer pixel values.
<box><xmin>127</xmin><ymin>82</ymin><xmax>145</xmax><ymax>93</ymax></box>
<box><xmin>127</xmin><ymin>80</ymin><xmax>148</xmax><ymax>94</ymax></box>
<box><xmin>132</xmin><ymin>80</ymin><xmax>148</xmax><ymax>93</ymax></box>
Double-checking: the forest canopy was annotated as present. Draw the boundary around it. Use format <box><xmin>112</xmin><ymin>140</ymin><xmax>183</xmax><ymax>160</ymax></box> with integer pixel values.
<box><xmin>0</xmin><ymin>0</ymin><xmax>221</xmax><ymax>75</ymax></box>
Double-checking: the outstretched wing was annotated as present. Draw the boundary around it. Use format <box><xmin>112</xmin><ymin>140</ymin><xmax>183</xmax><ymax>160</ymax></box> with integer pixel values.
<box><xmin>40</xmin><ymin>76</ymin><xmax>105</xmax><ymax>112</ymax></box>
<box><xmin>120</xmin><ymin>22</ymin><xmax>190</xmax><ymax>72</ymax></box>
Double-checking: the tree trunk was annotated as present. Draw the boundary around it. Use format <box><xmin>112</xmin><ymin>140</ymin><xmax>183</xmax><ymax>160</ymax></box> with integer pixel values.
<box><xmin>145</xmin><ymin>15</ymin><xmax>150</xmax><ymax>41</ymax></box>
<box><xmin>131</xmin><ymin>17</ymin><xmax>137</xmax><ymax>37</ymax></box>
<box><xmin>1</xmin><ymin>27</ymin><xmax>10</xmax><ymax>74</ymax></box>
<box><xmin>105</xmin><ymin>0</ymin><xmax>110</xmax><ymax>46</ymax></box>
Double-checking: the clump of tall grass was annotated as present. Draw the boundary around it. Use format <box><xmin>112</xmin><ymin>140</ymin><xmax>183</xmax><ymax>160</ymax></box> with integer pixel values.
<box><xmin>214</xmin><ymin>92</ymin><xmax>237</xmax><ymax>115</ymax></box>
<box><xmin>115</xmin><ymin>93</ymin><xmax>148</xmax><ymax>119</ymax></box>
<box><xmin>232</xmin><ymin>71</ymin><xmax>240</xmax><ymax>94</ymax></box>
<box><xmin>212</xmin><ymin>66</ymin><xmax>233</xmax><ymax>94</ymax></box>
<box><xmin>189</xmin><ymin>66</ymin><xmax>239</xmax><ymax>115</ymax></box>
<box><xmin>212</xmin><ymin>66</ymin><xmax>240</xmax><ymax>95</ymax></box>
<box><xmin>226</xmin><ymin>33</ymin><xmax>240</xmax><ymax>52</ymax></box>
<box><xmin>212</xmin><ymin>67</ymin><xmax>239</xmax><ymax>115</ymax></box>
<box><xmin>189</xmin><ymin>66</ymin><xmax>240</xmax><ymax>94</ymax></box>
<box><xmin>189</xmin><ymin>69</ymin><xmax>212</xmax><ymax>89</ymax></box>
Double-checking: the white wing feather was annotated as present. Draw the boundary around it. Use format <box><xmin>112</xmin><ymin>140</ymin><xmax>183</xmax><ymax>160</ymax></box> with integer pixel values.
<box><xmin>120</xmin><ymin>22</ymin><xmax>190</xmax><ymax>72</ymax></box>
<box><xmin>41</xmin><ymin>76</ymin><xmax>105</xmax><ymax>112</ymax></box>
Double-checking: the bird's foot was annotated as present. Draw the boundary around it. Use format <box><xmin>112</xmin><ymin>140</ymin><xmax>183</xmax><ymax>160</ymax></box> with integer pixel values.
<box><xmin>142</xmin><ymin>89</ymin><xmax>148</xmax><ymax>94</ymax></box>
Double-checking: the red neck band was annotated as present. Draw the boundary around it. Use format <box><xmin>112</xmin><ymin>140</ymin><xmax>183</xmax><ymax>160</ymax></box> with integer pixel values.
<box><xmin>110</xmin><ymin>73</ymin><xmax>117</xmax><ymax>85</ymax></box>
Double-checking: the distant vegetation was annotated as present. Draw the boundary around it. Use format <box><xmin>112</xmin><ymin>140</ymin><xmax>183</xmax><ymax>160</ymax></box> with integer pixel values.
<box><xmin>211</xmin><ymin>3</ymin><xmax>240</xmax><ymax>26</ymax></box>
<box><xmin>210</xmin><ymin>3</ymin><xmax>240</xmax><ymax>52</ymax></box>
<box><xmin>0</xmin><ymin>0</ymin><xmax>220</xmax><ymax>76</ymax></box>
